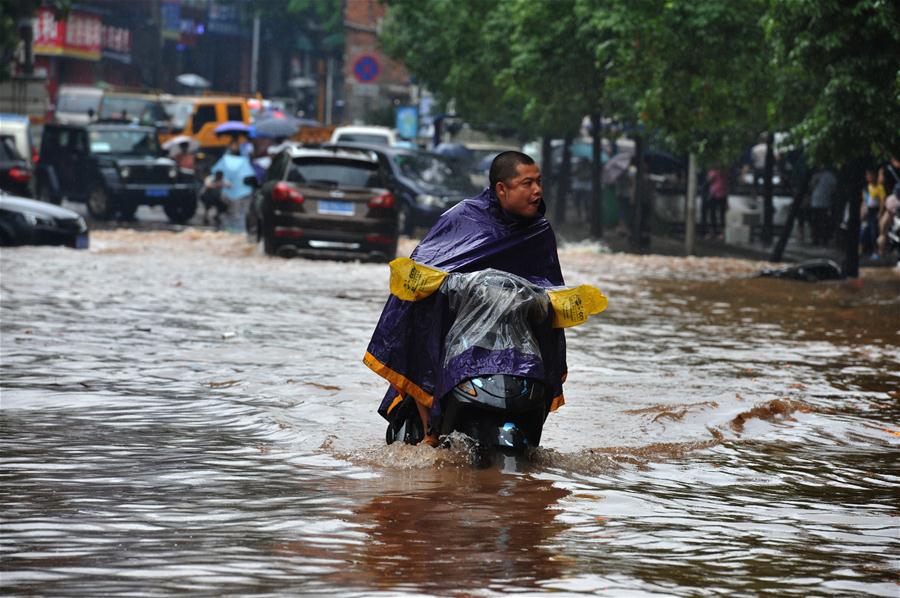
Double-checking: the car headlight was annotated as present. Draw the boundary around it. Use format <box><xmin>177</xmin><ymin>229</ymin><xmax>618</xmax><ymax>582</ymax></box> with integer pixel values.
<box><xmin>119</xmin><ymin>166</ymin><xmax>130</xmax><ymax>179</ymax></box>
<box><xmin>168</xmin><ymin>167</ymin><xmax>177</xmax><ymax>179</ymax></box>
<box><xmin>20</xmin><ymin>212</ymin><xmax>54</xmax><ymax>227</ymax></box>
<box><xmin>416</xmin><ymin>193</ymin><xmax>446</xmax><ymax>209</ymax></box>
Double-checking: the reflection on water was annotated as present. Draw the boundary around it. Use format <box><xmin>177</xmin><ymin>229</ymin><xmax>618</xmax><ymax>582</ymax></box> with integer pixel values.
<box><xmin>298</xmin><ymin>470</ymin><xmax>570</xmax><ymax>594</ymax></box>
<box><xmin>1</xmin><ymin>231</ymin><xmax>898</xmax><ymax>596</ymax></box>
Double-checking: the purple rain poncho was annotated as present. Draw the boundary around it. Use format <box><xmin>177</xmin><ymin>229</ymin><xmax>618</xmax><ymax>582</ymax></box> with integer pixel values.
<box><xmin>363</xmin><ymin>188</ymin><xmax>568</xmax><ymax>425</ymax></box>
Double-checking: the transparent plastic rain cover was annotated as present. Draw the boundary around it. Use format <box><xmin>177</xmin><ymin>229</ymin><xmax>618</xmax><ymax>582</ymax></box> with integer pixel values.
<box><xmin>441</xmin><ymin>269</ymin><xmax>550</xmax><ymax>368</ymax></box>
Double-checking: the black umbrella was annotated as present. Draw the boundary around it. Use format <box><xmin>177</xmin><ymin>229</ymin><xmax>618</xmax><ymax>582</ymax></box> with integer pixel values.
<box><xmin>644</xmin><ymin>150</ymin><xmax>684</xmax><ymax>174</ymax></box>
<box><xmin>253</xmin><ymin>116</ymin><xmax>302</xmax><ymax>139</ymax></box>
<box><xmin>434</xmin><ymin>143</ymin><xmax>474</xmax><ymax>162</ymax></box>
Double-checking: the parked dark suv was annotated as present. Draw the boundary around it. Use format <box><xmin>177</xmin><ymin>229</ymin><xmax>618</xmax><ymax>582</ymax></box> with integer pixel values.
<box><xmin>246</xmin><ymin>146</ymin><xmax>398</xmax><ymax>261</ymax></box>
<box><xmin>324</xmin><ymin>142</ymin><xmax>479</xmax><ymax>236</ymax></box>
<box><xmin>35</xmin><ymin>122</ymin><xmax>197</xmax><ymax>222</ymax></box>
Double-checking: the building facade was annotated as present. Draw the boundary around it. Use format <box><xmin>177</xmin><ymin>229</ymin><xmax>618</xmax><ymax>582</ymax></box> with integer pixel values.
<box><xmin>341</xmin><ymin>0</ymin><xmax>412</xmax><ymax>125</ymax></box>
<box><xmin>19</xmin><ymin>0</ymin><xmax>411</xmax><ymax>126</ymax></box>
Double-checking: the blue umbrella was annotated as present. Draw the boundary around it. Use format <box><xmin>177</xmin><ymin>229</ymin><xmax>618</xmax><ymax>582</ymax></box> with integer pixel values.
<box><xmin>214</xmin><ymin>121</ymin><xmax>252</xmax><ymax>136</ymax></box>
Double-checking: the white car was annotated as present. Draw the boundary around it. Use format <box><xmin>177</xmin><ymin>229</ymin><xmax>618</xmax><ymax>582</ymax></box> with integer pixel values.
<box><xmin>329</xmin><ymin>125</ymin><xmax>400</xmax><ymax>147</ymax></box>
<box><xmin>0</xmin><ymin>113</ymin><xmax>36</xmax><ymax>166</ymax></box>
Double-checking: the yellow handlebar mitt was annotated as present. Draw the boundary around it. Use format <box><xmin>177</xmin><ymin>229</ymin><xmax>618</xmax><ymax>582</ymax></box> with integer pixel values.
<box><xmin>548</xmin><ymin>285</ymin><xmax>608</xmax><ymax>328</ymax></box>
<box><xmin>389</xmin><ymin>257</ymin><xmax>449</xmax><ymax>301</ymax></box>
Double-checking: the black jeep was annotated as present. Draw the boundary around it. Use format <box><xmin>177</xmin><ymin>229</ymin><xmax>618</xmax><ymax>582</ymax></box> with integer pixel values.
<box><xmin>35</xmin><ymin>122</ymin><xmax>197</xmax><ymax>223</ymax></box>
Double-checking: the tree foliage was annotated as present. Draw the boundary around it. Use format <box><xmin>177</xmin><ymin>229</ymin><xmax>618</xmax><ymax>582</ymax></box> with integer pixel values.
<box><xmin>229</xmin><ymin>0</ymin><xmax>345</xmax><ymax>54</ymax></box>
<box><xmin>1</xmin><ymin>0</ymin><xmax>70</xmax><ymax>80</ymax></box>
<box><xmin>582</xmin><ymin>0</ymin><xmax>771</xmax><ymax>164</ymax></box>
<box><xmin>766</xmin><ymin>0</ymin><xmax>899</xmax><ymax>166</ymax></box>
<box><xmin>490</xmin><ymin>0</ymin><xmax>603</xmax><ymax>138</ymax></box>
<box><xmin>379</xmin><ymin>0</ymin><xmax>895</xmax><ymax>169</ymax></box>
<box><xmin>380</xmin><ymin>0</ymin><xmax>527</xmax><ymax>137</ymax></box>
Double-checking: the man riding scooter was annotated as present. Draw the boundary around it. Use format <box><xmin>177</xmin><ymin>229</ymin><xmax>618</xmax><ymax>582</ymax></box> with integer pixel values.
<box><xmin>364</xmin><ymin>151</ymin><xmax>604</xmax><ymax>452</ymax></box>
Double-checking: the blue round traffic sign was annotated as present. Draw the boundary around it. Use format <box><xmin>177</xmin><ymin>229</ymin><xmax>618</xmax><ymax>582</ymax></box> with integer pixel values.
<box><xmin>353</xmin><ymin>55</ymin><xmax>380</xmax><ymax>83</ymax></box>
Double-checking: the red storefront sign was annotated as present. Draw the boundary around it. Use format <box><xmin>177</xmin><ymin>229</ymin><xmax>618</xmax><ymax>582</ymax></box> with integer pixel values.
<box><xmin>33</xmin><ymin>8</ymin><xmax>102</xmax><ymax>61</ymax></box>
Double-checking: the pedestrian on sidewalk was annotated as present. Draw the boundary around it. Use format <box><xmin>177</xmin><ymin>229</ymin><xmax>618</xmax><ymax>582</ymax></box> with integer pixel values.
<box><xmin>704</xmin><ymin>167</ymin><xmax>729</xmax><ymax>240</ymax></box>
<box><xmin>876</xmin><ymin>155</ymin><xmax>900</xmax><ymax>256</ymax></box>
<box><xmin>860</xmin><ymin>167</ymin><xmax>885</xmax><ymax>257</ymax></box>
<box><xmin>750</xmin><ymin>134</ymin><xmax>769</xmax><ymax>198</ymax></box>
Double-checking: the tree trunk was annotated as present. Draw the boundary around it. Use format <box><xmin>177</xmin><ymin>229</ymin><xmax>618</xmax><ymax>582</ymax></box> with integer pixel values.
<box><xmin>541</xmin><ymin>136</ymin><xmax>553</xmax><ymax>198</ymax></box>
<box><xmin>771</xmin><ymin>167</ymin><xmax>813</xmax><ymax>262</ymax></box>
<box><xmin>762</xmin><ymin>132</ymin><xmax>775</xmax><ymax>243</ymax></box>
<box><xmin>841</xmin><ymin>158</ymin><xmax>866</xmax><ymax>278</ymax></box>
<box><xmin>631</xmin><ymin>135</ymin><xmax>647</xmax><ymax>251</ymax></box>
<box><xmin>590</xmin><ymin>113</ymin><xmax>603</xmax><ymax>238</ymax></box>
<box><xmin>685</xmin><ymin>152</ymin><xmax>697</xmax><ymax>255</ymax></box>
<box><xmin>555</xmin><ymin>134</ymin><xmax>572</xmax><ymax>223</ymax></box>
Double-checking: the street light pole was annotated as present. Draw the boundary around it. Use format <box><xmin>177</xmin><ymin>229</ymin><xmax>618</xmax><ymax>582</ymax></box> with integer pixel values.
<box><xmin>250</xmin><ymin>15</ymin><xmax>260</xmax><ymax>94</ymax></box>
<box><xmin>325</xmin><ymin>57</ymin><xmax>334</xmax><ymax>125</ymax></box>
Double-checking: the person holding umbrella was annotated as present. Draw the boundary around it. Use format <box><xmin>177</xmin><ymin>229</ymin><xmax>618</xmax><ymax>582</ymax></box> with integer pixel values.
<box><xmin>162</xmin><ymin>135</ymin><xmax>200</xmax><ymax>170</ymax></box>
<box><xmin>208</xmin><ymin>140</ymin><xmax>256</xmax><ymax>232</ymax></box>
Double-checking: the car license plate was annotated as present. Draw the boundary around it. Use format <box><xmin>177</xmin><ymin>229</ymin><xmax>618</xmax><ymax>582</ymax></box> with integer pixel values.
<box><xmin>318</xmin><ymin>200</ymin><xmax>354</xmax><ymax>215</ymax></box>
<box><xmin>75</xmin><ymin>233</ymin><xmax>89</xmax><ymax>249</ymax></box>
<box><xmin>145</xmin><ymin>187</ymin><xmax>169</xmax><ymax>198</ymax></box>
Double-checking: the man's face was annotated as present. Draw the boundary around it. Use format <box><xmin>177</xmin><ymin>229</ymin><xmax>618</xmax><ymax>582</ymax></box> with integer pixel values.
<box><xmin>496</xmin><ymin>163</ymin><xmax>543</xmax><ymax>218</ymax></box>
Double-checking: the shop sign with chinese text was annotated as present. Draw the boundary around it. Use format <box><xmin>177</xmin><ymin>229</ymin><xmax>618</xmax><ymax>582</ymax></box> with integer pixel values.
<box><xmin>33</xmin><ymin>8</ymin><xmax>102</xmax><ymax>61</ymax></box>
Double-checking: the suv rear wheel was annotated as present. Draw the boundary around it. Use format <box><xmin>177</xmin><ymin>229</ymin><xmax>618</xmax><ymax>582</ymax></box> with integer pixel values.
<box><xmin>262</xmin><ymin>230</ymin><xmax>278</xmax><ymax>256</ymax></box>
<box><xmin>164</xmin><ymin>196</ymin><xmax>198</xmax><ymax>224</ymax></box>
<box><xmin>87</xmin><ymin>186</ymin><xmax>117</xmax><ymax>220</ymax></box>
<box><xmin>398</xmin><ymin>201</ymin><xmax>414</xmax><ymax>237</ymax></box>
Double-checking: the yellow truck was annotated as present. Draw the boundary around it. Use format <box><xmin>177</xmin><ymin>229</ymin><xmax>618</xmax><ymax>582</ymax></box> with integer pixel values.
<box><xmin>160</xmin><ymin>96</ymin><xmax>250</xmax><ymax>150</ymax></box>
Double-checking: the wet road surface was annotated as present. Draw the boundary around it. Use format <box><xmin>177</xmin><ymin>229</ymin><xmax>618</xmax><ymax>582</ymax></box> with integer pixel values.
<box><xmin>1</xmin><ymin>229</ymin><xmax>898</xmax><ymax>596</ymax></box>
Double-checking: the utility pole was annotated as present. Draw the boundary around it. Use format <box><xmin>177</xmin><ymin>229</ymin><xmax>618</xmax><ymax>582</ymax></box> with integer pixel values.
<box><xmin>325</xmin><ymin>57</ymin><xmax>334</xmax><ymax>125</ymax></box>
<box><xmin>250</xmin><ymin>15</ymin><xmax>260</xmax><ymax>94</ymax></box>
<box><xmin>762</xmin><ymin>132</ymin><xmax>775</xmax><ymax>243</ymax></box>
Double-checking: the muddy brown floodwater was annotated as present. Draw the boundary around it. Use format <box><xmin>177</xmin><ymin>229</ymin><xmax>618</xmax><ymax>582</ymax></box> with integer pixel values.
<box><xmin>1</xmin><ymin>230</ymin><xmax>898</xmax><ymax>597</ymax></box>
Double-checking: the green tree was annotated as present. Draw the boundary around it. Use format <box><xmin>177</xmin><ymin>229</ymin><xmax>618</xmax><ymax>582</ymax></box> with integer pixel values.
<box><xmin>379</xmin><ymin>0</ymin><xmax>526</xmax><ymax>137</ymax></box>
<box><xmin>381</xmin><ymin>0</ymin><xmax>624</xmax><ymax>231</ymax></box>
<box><xmin>239</xmin><ymin>0</ymin><xmax>344</xmax><ymax>54</ymax></box>
<box><xmin>767</xmin><ymin>0</ymin><xmax>899</xmax><ymax>166</ymax></box>
<box><xmin>583</xmin><ymin>0</ymin><xmax>772</xmax><ymax>250</ymax></box>
<box><xmin>493</xmin><ymin>0</ymin><xmax>615</xmax><ymax>229</ymax></box>
<box><xmin>1</xmin><ymin>0</ymin><xmax>70</xmax><ymax>80</ymax></box>
<box><xmin>593</xmin><ymin>0</ymin><xmax>771</xmax><ymax>166</ymax></box>
<box><xmin>766</xmin><ymin>0</ymin><xmax>899</xmax><ymax>276</ymax></box>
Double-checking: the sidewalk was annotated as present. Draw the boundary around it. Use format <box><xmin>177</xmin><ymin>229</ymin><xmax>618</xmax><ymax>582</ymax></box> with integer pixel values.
<box><xmin>551</xmin><ymin>217</ymin><xmax>895</xmax><ymax>268</ymax></box>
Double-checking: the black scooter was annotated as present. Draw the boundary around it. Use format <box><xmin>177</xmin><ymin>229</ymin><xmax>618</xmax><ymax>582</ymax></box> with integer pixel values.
<box><xmin>386</xmin><ymin>269</ymin><xmax>555</xmax><ymax>466</ymax></box>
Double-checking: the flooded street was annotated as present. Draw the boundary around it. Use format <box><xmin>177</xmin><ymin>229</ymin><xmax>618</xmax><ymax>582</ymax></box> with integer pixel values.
<box><xmin>1</xmin><ymin>230</ymin><xmax>898</xmax><ymax>596</ymax></box>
